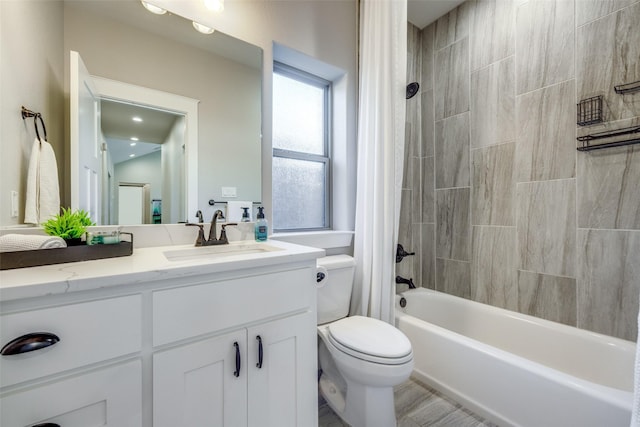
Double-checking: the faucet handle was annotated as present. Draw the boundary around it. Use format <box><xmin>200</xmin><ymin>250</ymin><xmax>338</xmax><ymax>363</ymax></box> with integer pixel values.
<box><xmin>219</xmin><ymin>223</ymin><xmax>238</xmax><ymax>242</ymax></box>
<box><xmin>186</xmin><ymin>223</ymin><xmax>206</xmax><ymax>246</ymax></box>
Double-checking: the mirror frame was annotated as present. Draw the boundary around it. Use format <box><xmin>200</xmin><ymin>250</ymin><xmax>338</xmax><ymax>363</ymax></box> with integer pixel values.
<box><xmin>71</xmin><ymin>76</ymin><xmax>199</xmax><ymax>223</ymax></box>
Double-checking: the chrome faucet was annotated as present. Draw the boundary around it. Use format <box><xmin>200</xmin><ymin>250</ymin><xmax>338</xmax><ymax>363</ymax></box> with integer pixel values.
<box><xmin>186</xmin><ymin>210</ymin><xmax>237</xmax><ymax>246</ymax></box>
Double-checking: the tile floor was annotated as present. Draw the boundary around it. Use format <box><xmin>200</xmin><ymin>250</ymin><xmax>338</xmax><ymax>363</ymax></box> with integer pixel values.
<box><xmin>318</xmin><ymin>377</ymin><xmax>498</xmax><ymax>427</ymax></box>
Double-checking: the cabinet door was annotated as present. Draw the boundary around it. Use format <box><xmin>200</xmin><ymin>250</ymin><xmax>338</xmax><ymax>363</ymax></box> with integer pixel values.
<box><xmin>0</xmin><ymin>360</ymin><xmax>141</xmax><ymax>427</ymax></box>
<box><xmin>247</xmin><ymin>311</ymin><xmax>318</xmax><ymax>427</ymax></box>
<box><xmin>153</xmin><ymin>330</ymin><xmax>247</xmax><ymax>427</ymax></box>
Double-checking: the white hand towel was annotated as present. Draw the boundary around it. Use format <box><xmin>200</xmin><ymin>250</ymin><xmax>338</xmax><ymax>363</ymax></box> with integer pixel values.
<box><xmin>24</xmin><ymin>138</ymin><xmax>60</xmax><ymax>224</ymax></box>
<box><xmin>227</xmin><ymin>201</ymin><xmax>252</xmax><ymax>222</ymax></box>
<box><xmin>631</xmin><ymin>295</ymin><xmax>640</xmax><ymax>426</ymax></box>
<box><xmin>0</xmin><ymin>234</ymin><xmax>66</xmax><ymax>252</ymax></box>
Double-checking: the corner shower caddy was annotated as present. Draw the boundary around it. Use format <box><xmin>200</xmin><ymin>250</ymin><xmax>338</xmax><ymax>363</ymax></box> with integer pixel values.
<box><xmin>576</xmin><ymin>79</ymin><xmax>640</xmax><ymax>152</ymax></box>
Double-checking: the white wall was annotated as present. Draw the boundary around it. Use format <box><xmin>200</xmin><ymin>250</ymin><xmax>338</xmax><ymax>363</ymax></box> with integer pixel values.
<box><xmin>161</xmin><ymin>116</ymin><xmax>185</xmax><ymax>223</ymax></box>
<box><xmin>0</xmin><ymin>1</ymin><xmax>64</xmax><ymax>226</ymax></box>
<box><xmin>115</xmin><ymin>150</ymin><xmax>162</xmax><ymax>199</ymax></box>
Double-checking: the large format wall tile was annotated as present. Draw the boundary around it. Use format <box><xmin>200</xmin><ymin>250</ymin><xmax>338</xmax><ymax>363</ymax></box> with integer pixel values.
<box><xmin>436</xmin><ymin>187</ymin><xmax>471</xmax><ymax>261</ymax></box>
<box><xmin>471</xmin><ymin>0</ymin><xmax>515</xmax><ymax>71</ymax></box>
<box><xmin>516</xmin><ymin>0</ymin><xmax>574</xmax><ymax>94</ymax></box>
<box><xmin>436</xmin><ymin>258</ymin><xmax>471</xmax><ymax>299</ymax></box>
<box><xmin>470</xmin><ymin>56</ymin><xmax>515</xmax><ymax>149</ymax></box>
<box><xmin>421</xmin><ymin>156</ymin><xmax>435</xmax><ymax>223</ymax></box>
<box><xmin>434</xmin><ymin>1</ymin><xmax>472</xmax><ymax>50</ymax></box>
<box><xmin>517</xmin><ymin>270</ymin><xmax>577</xmax><ymax>326</ymax></box>
<box><xmin>421</xmin><ymin>23</ymin><xmax>435</xmax><ymax>92</ymax></box>
<box><xmin>435</xmin><ymin>113</ymin><xmax>470</xmax><ymax>189</ymax></box>
<box><xmin>471</xmin><ymin>142</ymin><xmax>515</xmax><ymax>226</ymax></box>
<box><xmin>408</xmin><ymin>23</ymin><xmax>422</xmax><ymax>85</ymax></box>
<box><xmin>517</xmin><ymin>179</ymin><xmax>576</xmax><ymax>277</ymax></box>
<box><xmin>399</xmin><ymin>188</ymin><xmax>413</xmax><ymax>254</ymax></box>
<box><xmin>471</xmin><ymin>226</ymin><xmax>517</xmax><ymax>310</ymax></box>
<box><xmin>577</xmin><ymin>229</ymin><xmax>640</xmax><ymax>341</ymax></box>
<box><xmin>576</xmin><ymin>0</ymin><xmax>637</xmax><ymax>28</ymax></box>
<box><xmin>421</xmin><ymin>223</ymin><xmax>436</xmax><ymax>289</ymax></box>
<box><xmin>410</xmin><ymin>157</ymin><xmax>422</xmax><ymax>218</ymax></box>
<box><xmin>578</xmin><ymin>144</ymin><xmax>640</xmax><ymax>230</ymax></box>
<box><xmin>434</xmin><ymin>38</ymin><xmax>469</xmax><ymax>121</ymax></box>
<box><xmin>516</xmin><ymin>80</ymin><xmax>576</xmax><ymax>182</ymax></box>
<box><xmin>421</xmin><ymin>90</ymin><xmax>435</xmax><ymax>158</ymax></box>
<box><xmin>576</xmin><ymin>3</ymin><xmax>640</xmax><ymax>121</ymax></box>
<box><xmin>402</xmin><ymin>122</ymin><xmax>414</xmax><ymax>189</ymax></box>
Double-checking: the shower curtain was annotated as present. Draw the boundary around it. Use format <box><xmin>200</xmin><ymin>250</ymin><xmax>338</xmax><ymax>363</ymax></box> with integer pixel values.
<box><xmin>350</xmin><ymin>0</ymin><xmax>407</xmax><ymax>324</ymax></box>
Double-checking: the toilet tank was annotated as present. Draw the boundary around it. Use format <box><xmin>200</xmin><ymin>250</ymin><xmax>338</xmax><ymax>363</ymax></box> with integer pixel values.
<box><xmin>316</xmin><ymin>255</ymin><xmax>356</xmax><ymax>325</ymax></box>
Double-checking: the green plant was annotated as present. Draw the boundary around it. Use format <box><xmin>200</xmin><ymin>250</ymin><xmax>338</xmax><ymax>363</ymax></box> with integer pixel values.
<box><xmin>43</xmin><ymin>208</ymin><xmax>95</xmax><ymax>240</ymax></box>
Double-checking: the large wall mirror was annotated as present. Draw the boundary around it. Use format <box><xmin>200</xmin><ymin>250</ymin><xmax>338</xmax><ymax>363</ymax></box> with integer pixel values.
<box><xmin>65</xmin><ymin>0</ymin><xmax>262</xmax><ymax>225</ymax></box>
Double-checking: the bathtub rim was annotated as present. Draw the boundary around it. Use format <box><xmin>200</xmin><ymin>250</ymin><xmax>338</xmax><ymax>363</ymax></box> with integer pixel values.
<box><xmin>394</xmin><ymin>288</ymin><xmax>633</xmax><ymax>412</ymax></box>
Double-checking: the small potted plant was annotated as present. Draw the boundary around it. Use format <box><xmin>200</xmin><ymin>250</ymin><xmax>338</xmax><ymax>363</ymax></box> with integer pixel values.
<box><xmin>42</xmin><ymin>208</ymin><xmax>95</xmax><ymax>246</ymax></box>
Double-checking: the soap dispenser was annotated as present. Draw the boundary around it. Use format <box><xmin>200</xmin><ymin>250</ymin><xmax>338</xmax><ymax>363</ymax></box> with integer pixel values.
<box><xmin>241</xmin><ymin>207</ymin><xmax>250</xmax><ymax>222</ymax></box>
<box><xmin>255</xmin><ymin>206</ymin><xmax>268</xmax><ymax>241</ymax></box>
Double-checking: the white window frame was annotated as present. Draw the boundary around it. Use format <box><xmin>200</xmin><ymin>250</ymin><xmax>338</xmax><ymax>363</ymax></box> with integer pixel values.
<box><xmin>272</xmin><ymin>62</ymin><xmax>332</xmax><ymax>231</ymax></box>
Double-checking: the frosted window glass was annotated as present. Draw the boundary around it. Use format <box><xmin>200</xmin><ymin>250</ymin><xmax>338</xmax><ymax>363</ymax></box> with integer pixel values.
<box><xmin>272</xmin><ymin>157</ymin><xmax>325</xmax><ymax>229</ymax></box>
<box><xmin>273</xmin><ymin>73</ymin><xmax>325</xmax><ymax>155</ymax></box>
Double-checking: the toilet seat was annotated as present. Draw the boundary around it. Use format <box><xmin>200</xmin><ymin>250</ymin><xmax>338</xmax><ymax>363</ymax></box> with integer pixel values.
<box><xmin>327</xmin><ymin>316</ymin><xmax>413</xmax><ymax>365</ymax></box>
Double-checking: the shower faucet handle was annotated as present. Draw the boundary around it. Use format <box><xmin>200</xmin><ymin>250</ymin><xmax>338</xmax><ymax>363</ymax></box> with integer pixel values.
<box><xmin>396</xmin><ymin>244</ymin><xmax>415</xmax><ymax>263</ymax></box>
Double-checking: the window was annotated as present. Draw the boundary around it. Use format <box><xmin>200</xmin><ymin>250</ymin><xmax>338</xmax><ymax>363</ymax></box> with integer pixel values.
<box><xmin>272</xmin><ymin>62</ymin><xmax>331</xmax><ymax>231</ymax></box>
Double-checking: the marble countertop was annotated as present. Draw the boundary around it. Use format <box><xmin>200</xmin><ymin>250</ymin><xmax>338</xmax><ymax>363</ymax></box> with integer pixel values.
<box><xmin>0</xmin><ymin>240</ymin><xmax>325</xmax><ymax>302</ymax></box>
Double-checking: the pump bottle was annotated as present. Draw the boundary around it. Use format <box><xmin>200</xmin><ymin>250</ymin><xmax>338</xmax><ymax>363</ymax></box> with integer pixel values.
<box><xmin>255</xmin><ymin>207</ymin><xmax>268</xmax><ymax>241</ymax></box>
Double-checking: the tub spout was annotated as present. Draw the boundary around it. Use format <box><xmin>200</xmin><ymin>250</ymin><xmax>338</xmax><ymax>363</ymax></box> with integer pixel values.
<box><xmin>396</xmin><ymin>275</ymin><xmax>416</xmax><ymax>289</ymax></box>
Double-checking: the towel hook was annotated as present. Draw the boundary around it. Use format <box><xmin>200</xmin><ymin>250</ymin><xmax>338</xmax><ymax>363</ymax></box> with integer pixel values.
<box><xmin>21</xmin><ymin>106</ymin><xmax>47</xmax><ymax>142</ymax></box>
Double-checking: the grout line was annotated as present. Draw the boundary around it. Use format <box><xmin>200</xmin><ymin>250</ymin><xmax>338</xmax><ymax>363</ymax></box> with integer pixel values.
<box><xmin>514</xmin><ymin>177</ymin><xmax>576</xmax><ymax>186</ymax></box>
<box><xmin>515</xmin><ymin>76</ymin><xmax>576</xmax><ymax>99</ymax></box>
<box><xmin>470</xmin><ymin>140</ymin><xmax>516</xmax><ymax>152</ymax></box>
<box><xmin>517</xmin><ymin>268</ymin><xmax>577</xmax><ymax>281</ymax></box>
<box><xmin>576</xmin><ymin>0</ymin><xmax>640</xmax><ymax>29</ymax></box>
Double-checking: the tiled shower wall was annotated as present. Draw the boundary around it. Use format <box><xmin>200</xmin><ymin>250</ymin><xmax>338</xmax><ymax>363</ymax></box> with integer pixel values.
<box><xmin>399</xmin><ymin>0</ymin><xmax>640</xmax><ymax>341</ymax></box>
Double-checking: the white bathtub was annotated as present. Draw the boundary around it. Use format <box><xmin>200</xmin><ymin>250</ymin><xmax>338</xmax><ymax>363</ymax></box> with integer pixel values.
<box><xmin>395</xmin><ymin>288</ymin><xmax>635</xmax><ymax>427</ymax></box>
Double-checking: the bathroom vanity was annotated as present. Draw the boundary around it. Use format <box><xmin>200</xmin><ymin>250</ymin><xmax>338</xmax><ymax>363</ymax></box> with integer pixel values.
<box><xmin>0</xmin><ymin>240</ymin><xmax>324</xmax><ymax>427</ymax></box>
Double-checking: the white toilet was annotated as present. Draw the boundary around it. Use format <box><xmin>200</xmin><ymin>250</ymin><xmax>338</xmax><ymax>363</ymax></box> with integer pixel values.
<box><xmin>316</xmin><ymin>255</ymin><xmax>414</xmax><ymax>427</ymax></box>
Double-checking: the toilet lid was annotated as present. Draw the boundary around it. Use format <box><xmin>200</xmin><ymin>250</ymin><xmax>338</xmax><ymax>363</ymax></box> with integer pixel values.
<box><xmin>327</xmin><ymin>316</ymin><xmax>412</xmax><ymax>363</ymax></box>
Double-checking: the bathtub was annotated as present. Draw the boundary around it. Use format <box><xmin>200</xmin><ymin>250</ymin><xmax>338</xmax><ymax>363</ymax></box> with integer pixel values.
<box><xmin>395</xmin><ymin>288</ymin><xmax>635</xmax><ymax>427</ymax></box>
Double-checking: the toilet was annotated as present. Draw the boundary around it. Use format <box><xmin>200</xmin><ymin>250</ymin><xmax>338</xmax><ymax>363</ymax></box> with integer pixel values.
<box><xmin>316</xmin><ymin>255</ymin><xmax>414</xmax><ymax>427</ymax></box>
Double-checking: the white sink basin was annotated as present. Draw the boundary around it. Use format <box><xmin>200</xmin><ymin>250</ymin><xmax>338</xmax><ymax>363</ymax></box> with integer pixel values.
<box><xmin>163</xmin><ymin>242</ymin><xmax>283</xmax><ymax>262</ymax></box>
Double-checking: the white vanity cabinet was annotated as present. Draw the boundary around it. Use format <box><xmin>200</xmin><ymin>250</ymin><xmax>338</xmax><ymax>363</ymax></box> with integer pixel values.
<box><xmin>152</xmin><ymin>267</ymin><xmax>317</xmax><ymax>427</ymax></box>
<box><xmin>0</xmin><ymin>241</ymin><xmax>321</xmax><ymax>427</ymax></box>
<box><xmin>0</xmin><ymin>297</ymin><xmax>143</xmax><ymax>427</ymax></box>
<box><xmin>154</xmin><ymin>312</ymin><xmax>315</xmax><ymax>427</ymax></box>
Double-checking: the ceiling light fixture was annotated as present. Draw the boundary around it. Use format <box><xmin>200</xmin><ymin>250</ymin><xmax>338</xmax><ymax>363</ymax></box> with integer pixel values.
<box><xmin>140</xmin><ymin>1</ymin><xmax>167</xmax><ymax>15</ymax></box>
<box><xmin>130</xmin><ymin>137</ymin><xmax>139</xmax><ymax>141</ymax></box>
<box><xmin>130</xmin><ymin>142</ymin><xmax>137</xmax><ymax>147</ymax></box>
<box><xmin>129</xmin><ymin>154</ymin><xmax>136</xmax><ymax>158</ymax></box>
<box><xmin>132</xmin><ymin>116</ymin><xmax>143</xmax><ymax>122</ymax></box>
<box><xmin>192</xmin><ymin>21</ymin><xmax>215</xmax><ymax>34</ymax></box>
<box><xmin>204</xmin><ymin>0</ymin><xmax>224</xmax><ymax>13</ymax></box>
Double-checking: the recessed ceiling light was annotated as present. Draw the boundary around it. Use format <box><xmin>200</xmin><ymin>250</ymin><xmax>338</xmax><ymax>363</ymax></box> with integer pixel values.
<box><xmin>132</xmin><ymin>116</ymin><xmax>143</xmax><ymax>122</ymax></box>
<box><xmin>204</xmin><ymin>0</ymin><xmax>224</xmax><ymax>13</ymax></box>
<box><xmin>141</xmin><ymin>1</ymin><xmax>167</xmax><ymax>15</ymax></box>
<box><xmin>192</xmin><ymin>21</ymin><xmax>215</xmax><ymax>34</ymax></box>
<box><xmin>130</xmin><ymin>142</ymin><xmax>137</xmax><ymax>147</ymax></box>
<box><xmin>129</xmin><ymin>154</ymin><xmax>136</xmax><ymax>158</ymax></box>
<box><xmin>130</xmin><ymin>137</ymin><xmax>139</xmax><ymax>141</ymax></box>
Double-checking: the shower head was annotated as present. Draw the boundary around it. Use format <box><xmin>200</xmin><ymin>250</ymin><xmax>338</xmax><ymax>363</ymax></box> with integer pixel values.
<box><xmin>406</xmin><ymin>82</ymin><xmax>419</xmax><ymax>99</ymax></box>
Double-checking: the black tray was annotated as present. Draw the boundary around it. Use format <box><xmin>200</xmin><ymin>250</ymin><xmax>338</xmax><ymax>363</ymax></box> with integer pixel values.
<box><xmin>0</xmin><ymin>233</ymin><xmax>133</xmax><ymax>271</ymax></box>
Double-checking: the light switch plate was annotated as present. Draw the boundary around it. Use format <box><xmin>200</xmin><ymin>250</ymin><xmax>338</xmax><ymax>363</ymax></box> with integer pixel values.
<box><xmin>221</xmin><ymin>187</ymin><xmax>237</xmax><ymax>198</ymax></box>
